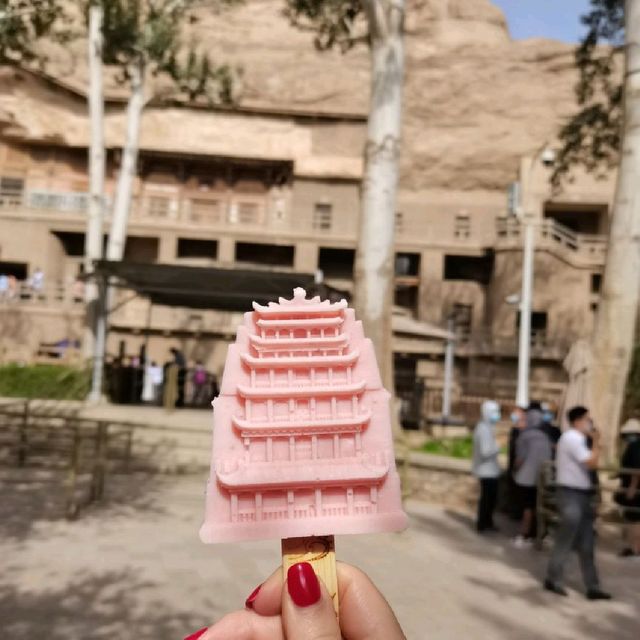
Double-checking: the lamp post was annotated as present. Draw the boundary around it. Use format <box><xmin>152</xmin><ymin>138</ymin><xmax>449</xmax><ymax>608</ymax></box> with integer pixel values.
<box><xmin>516</xmin><ymin>221</ymin><xmax>534</xmax><ymax>408</ymax></box>
<box><xmin>514</xmin><ymin>146</ymin><xmax>553</xmax><ymax>408</ymax></box>
<box><xmin>442</xmin><ymin>316</ymin><xmax>455</xmax><ymax>423</ymax></box>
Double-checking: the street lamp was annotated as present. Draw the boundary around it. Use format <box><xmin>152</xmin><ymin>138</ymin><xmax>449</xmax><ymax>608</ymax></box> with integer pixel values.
<box><xmin>513</xmin><ymin>145</ymin><xmax>554</xmax><ymax>408</ymax></box>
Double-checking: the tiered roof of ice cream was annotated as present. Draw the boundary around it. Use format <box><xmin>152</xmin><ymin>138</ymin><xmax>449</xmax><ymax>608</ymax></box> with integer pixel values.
<box><xmin>200</xmin><ymin>288</ymin><xmax>407</xmax><ymax>543</ymax></box>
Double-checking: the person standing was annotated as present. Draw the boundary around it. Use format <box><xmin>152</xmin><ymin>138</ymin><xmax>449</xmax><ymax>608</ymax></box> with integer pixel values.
<box><xmin>544</xmin><ymin>406</ymin><xmax>611</xmax><ymax>599</ymax></box>
<box><xmin>192</xmin><ymin>360</ymin><xmax>209</xmax><ymax>407</ymax></box>
<box><xmin>507</xmin><ymin>405</ymin><xmax>527</xmax><ymax>520</ymax></box>
<box><xmin>170</xmin><ymin>347</ymin><xmax>187</xmax><ymax>408</ymax></box>
<box><xmin>512</xmin><ymin>404</ymin><xmax>552</xmax><ymax>548</ymax></box>
<box><xmin>616</xmin><ymin>419</ymin><xmax>640</xmax><ymax>557</ymax></box>
<box><xmin>472</xmin><ymin>400</ymin><xmax>502</xmax><ymax>533</ymax></box>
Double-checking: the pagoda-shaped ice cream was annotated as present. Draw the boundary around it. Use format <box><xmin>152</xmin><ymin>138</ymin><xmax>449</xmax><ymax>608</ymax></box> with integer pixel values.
<box><xmin>200</xmin><ymin>288</ymin><xmax>407</xmax><ymax>543</ymax></box>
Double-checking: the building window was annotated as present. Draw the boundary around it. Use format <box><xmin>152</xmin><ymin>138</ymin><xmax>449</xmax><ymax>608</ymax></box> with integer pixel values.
<box><xmin>444</xmin><ymin>254</ymin><xmax>494</xmax><ymax>284</ymax></box>
<box><xmin>394</xmin><ymin>285</ymin><xmax>419</xmax><ymax>316</ymax></box>
<box><xmin>124</xmin><ymin>236</ymin><xmax>159</xmax><ymax>263</ymax></box>
<box><xmin>235</xmin><ymin>242</ymin><xmax>294</xmax><ymax>267</ymax></box>
<box><xmin>146</xmin><ymin>196</ymin><xmax>171</xmax><ymax>218</ymax></box>
<box><xmin>189</xmin><ymin>198</ymin><xmax>223</xmax><ymax>225</ymax></box>
<box><xmin>454</xmin><ymin>214</ymin><xmax>471</xmax><ymax>239</ymax></box>
<box><xmin>451</xmin><ymin>303</ymin><xmax>473</xmax><ymax>341</ymax></box>
<box><xmin>318</xmin><ymin>247</ymin><xmax>355</xmax><ymax>279</ymax></box>
<box><xmin>52</xmin><ymin>231</ymin><xmax>85</xmax><ymax>257</ymax></box>
<box><xmin>395</xmin><ymin>253</ymin><xmax>420</xmax><ymax>277</ymax></box>
<box><xmin>177</xmin><ymin>238</ymin><xmax>218</xmax><ymax>259</ymax></box>
<box><xmin>591</xmin><ymin>273</ymin><xmax>602</xmax><ymax>294</ymax></box>
<box><xmin>228</xmin><ymin>201</ymin><xmax>264</xmax><ymax>226</ymax></box>
<box><xmin>313</xmin><ymin>203</ymin><xmax>333</xmax><ymax>231</ymax></box>
<box><xmin>516</xmin><ymin>311</ymin><xmax>548</xmax><ymax>346</ymax></box>
<box><xmin>0</xmin><ymin>176</ymin><xmax>25</xmax><ymax>206</ymax></box>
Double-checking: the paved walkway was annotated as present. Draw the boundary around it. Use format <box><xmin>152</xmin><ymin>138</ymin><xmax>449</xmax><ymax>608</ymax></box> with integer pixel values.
<box><xmin>1</xmin><ymin>472</ymin><xmax>638</xmax><ymax>640</ymax></box>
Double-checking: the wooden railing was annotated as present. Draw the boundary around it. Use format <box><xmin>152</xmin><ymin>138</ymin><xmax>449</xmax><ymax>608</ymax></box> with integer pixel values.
<box><xmin>0</xmin><ymin>400</ymin><xmax>133</xmax><ymax>518</ymax></box>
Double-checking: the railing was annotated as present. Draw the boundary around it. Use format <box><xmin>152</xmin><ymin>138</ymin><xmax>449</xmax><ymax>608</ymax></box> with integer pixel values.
<box><xmin>0</xmin><ymin>186</ymin><xmax>503</xmax><ymax>247</ymax></box>
<box><xmin>0</xmin><ymin>400</ymin><xmax>134</xmax><ymax>519</ymax></box>
<box><xmin>496</xmin><ymin>217</ymin><xmax>607</xmax><ymax>266</ymax></box>
<box><xmin>456</xmin><ymin>328</ymin><xmax>570</xmax><ymax>361</ymax></box>
<box><xmin>0</xmin><ymin>281</ymin><xmax>84</xmax><ymax>308</ymax></box>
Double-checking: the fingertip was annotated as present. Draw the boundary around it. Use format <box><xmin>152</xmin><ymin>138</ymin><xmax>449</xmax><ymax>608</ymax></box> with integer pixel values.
<box><xmin>246</xmin><ymin>566</ymin><xmax>284</xmax><ymax>616</ymax></box>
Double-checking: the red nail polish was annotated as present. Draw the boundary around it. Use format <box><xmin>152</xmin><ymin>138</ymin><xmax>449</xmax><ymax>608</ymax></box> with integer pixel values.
<box><xmin>183</xmin><ymin>628</ymin><xmax>207</xmax><ymax>640</ymax></box>
<box><xmin>245</xmin><ymin>584</ymin><xmax>262</xmax><ymax>609</ymax></box>
<box><xmin>287</xmin><ymin>562</ymin><xmax>321</xmax><ymax>607</ymax></box>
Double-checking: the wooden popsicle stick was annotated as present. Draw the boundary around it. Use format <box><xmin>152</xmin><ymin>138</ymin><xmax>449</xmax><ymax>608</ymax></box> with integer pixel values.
<box><xmin>282</xmin><ymin>535</ymin><xmax>339</xmax><ymax>616</ymax></box>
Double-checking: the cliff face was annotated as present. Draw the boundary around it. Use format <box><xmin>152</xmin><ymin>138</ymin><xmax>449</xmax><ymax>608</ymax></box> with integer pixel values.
<box><xmin>3</xmin><ymin>0</ymin><xmax>581</xmax><ymax>193</ymax></box>
<box><xmin>188</xmin><ymin>0</ymin><xmax>579</xmax><ymax>192</ymax></box>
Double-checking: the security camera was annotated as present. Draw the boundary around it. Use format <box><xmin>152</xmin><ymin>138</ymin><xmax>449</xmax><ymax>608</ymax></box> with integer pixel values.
<box><xmin>541</xmin><ymin>148</ymin><xmax>556</xmax><ymax>167</ymax></box>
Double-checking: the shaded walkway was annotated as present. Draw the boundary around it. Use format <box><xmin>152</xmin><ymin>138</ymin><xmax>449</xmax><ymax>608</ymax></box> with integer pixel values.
<box><xmin>1</xmin><ymin>474</ymin><xmax>638</xmax><ymax>639</ymax></box>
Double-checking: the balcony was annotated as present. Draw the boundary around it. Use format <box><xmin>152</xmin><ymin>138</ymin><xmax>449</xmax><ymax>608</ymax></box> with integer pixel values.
<box><xmin>0</xmin><ymin>184</ymin><xmax>503</xmax><ymax>250</ymax></box>
<box><xmin>457</xmin><ymin>328</ymin><xmax>570</xmax><ymax>361</ymax></box>
<box><xmin>496</xmin><ymin>217</ymin><xmax>607</xmax><ymax>267</ymax></box>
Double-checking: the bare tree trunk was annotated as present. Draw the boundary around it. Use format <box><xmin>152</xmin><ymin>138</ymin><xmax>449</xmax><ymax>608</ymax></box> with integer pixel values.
<box><xmin>89</xmin><ymin>60</ymin><xmax>145</xmax><ymax>403</ymax></box>
<box><xmin>590</xmin><ymin>0</ymin><xmax>640</xmax><ymax>462</ymax></box>
<box><xmin>353</xmin><ymin>0</ymin><xmax>405</xmax><ymax>400</ymax></box>
<box><xmin>83</xmin><ymin>3</ymin><xmax>105</xmax><ymax>363</ymax></box>
<box><xmin>106</xmin><ymin>60</ymin><xmax>145</xmax><ymax>261</ymax></box>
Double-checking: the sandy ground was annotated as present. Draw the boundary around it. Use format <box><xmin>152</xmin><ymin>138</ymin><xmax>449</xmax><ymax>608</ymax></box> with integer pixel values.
<box><xmin>1</xmin><ymin>470</ymin><xmax>639</xmax><ymax>640</ymax></box>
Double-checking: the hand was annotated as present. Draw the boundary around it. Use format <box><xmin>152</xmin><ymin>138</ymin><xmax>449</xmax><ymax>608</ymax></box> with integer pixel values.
<box><xmin>190</xmin><ymin>561</ymin><xmax>406</xmax><ymax>640</ymax></box>
<box><xmin>626</xmin><ymin>487</ymin><xmax>636</xmax><ymax>502</ymax></box>
<box><xmin>590</xmin><ymin>428</ymin><xmax>601</xmax><ymax>444</ymax></box>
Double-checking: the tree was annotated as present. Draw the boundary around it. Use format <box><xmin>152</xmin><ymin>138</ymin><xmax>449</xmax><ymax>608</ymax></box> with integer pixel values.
<box><xmin>0</xmin><ymin>0</ymin><xmax>67</xmax><ymax>64</ymax></box>
<box><xmin>552</xmin><ymin>0</ymin><xmax>624</xmax><ymax>185</ymax></box>
<box><xmin>83</xmin><ymin>2</ymin><xmax>106</xmax><ymax>368</ymax></box>
<box><xmin>284</xmin><ymin>1</ymin><xmax>405</xmax><ymax>400</ymax></box>
<box><xmin>87</xmin><ymin>0</ymin><xmax>237</xmax><ymax>400</ymax></box>
<box><xmin>554</xmin><ymin>0</ymin><xmax>640</xmax><ymax>461</ymax></box>
<box><xmin>96</xmin><ymin>0</ymin><xmax>234</xmax><ymax>262</ymax></box>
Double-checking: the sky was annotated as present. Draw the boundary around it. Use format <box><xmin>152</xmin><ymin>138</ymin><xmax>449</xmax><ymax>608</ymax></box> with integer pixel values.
<box><xmin>491</xmin><ymin>0</ymin><xmax>593</xmax><ymax>43</ymax></box>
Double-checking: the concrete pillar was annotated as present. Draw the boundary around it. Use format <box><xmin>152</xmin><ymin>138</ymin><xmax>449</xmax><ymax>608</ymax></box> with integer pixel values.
<box><xmin>218</xmin><ymin>236</ymin><xmax>235</xmax><ymax>265</ymax></box>
<box><xmin>158</xmin><ymin>233</ymin><xmax>176</xmax><ymax>263</ymax></box>
<box><xmin>419</xmin><ymin>248</ymin><xmax>445</xmax><ymax>324</ymax></box>
<box><xmin>294</xmin><ymin>241</ymin><xmax>319</xmax><ymax>273</ymax></box>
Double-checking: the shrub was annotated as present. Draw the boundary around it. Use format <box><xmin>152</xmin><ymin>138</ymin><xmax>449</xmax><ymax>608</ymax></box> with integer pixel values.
<box><xmin>0</xmin><ymin>364</ymin><xmax>90</xmax><ymax>400</ymax></box>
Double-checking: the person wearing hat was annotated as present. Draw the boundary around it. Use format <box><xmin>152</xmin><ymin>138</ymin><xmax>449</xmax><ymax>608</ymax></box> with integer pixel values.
<box><xmin>616</xmin><ymin>419</ymin><xmax>640</xmax><ymax>557</ymax></box>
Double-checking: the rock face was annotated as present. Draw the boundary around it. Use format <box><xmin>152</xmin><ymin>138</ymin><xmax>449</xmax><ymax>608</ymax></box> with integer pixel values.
<box><xmin>188</xmin><ymin>0</ymin><xmax>579</xmax><ymax>192</ymax></box>
<box><xmin>6</xmin><ymin>0</ymin><xmax>582</xmax><ymax>194</ymax></box>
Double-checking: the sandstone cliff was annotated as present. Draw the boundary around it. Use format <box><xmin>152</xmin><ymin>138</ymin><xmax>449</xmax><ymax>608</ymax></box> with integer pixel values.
<box><xmin>1</xmin><ymin>0</ymin><xmax>582</xmax><ymax>194</ymax></box>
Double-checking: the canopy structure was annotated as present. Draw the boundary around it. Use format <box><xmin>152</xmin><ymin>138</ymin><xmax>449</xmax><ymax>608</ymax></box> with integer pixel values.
<box><xmin>92</xmin><ymin>260</ymin><xmax>338</xmax><ymax>311</ymax></box>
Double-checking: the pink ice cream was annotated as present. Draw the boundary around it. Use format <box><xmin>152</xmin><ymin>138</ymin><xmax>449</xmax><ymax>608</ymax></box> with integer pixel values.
<box><xmin>200</xmin><ymin>288</ymin><xmax>408</xmax><ymax>543</ymax></box>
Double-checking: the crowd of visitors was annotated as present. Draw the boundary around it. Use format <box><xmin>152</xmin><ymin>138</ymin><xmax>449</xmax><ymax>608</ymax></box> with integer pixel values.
<box><xmin>472</xmin><ymin>399</ymin><xmax>640</xmax><ymax>600</ymax></box>
<box><xmin>109</xmin><ymin>347</ymin><xmax>218</xmax><ymax>409</ymax></box>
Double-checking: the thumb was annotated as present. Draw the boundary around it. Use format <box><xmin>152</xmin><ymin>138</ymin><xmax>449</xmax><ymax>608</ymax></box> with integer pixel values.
<box><xmin>282</xmin><ymin>562</ymin><xmax>341</xmax><ymax>640</ymax></box>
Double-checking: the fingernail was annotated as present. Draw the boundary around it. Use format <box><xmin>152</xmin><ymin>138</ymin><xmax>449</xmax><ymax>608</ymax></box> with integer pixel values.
<box><xmin>245</xmin><ymin>584</ymin><xmax>262</xmax><ymax>609</ymax></box>
<box><xmin>287</xmin><ymin>562</ymin><xmax>321</xmax><ymax>607</ymax></box>
<box><xmin>183</xmin><ymin>628</ymin><xmax>208</xmax><ymax>640</ymax></box>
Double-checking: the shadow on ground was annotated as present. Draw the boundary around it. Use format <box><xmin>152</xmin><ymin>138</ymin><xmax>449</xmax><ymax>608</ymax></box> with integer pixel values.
<box><xmin>408</xmin><ymin>505</ymin><xmax>640</xmax><ymax>640</ymax></box>
<box><xmin>0</xmin><ymin>468</ymin><xmax>169</xmax><ymax>541</ymax></box>
<box><xmin>0</xmin><ymin>570</ymin><xmax>204</xmax><ymax>640</ymax></box>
